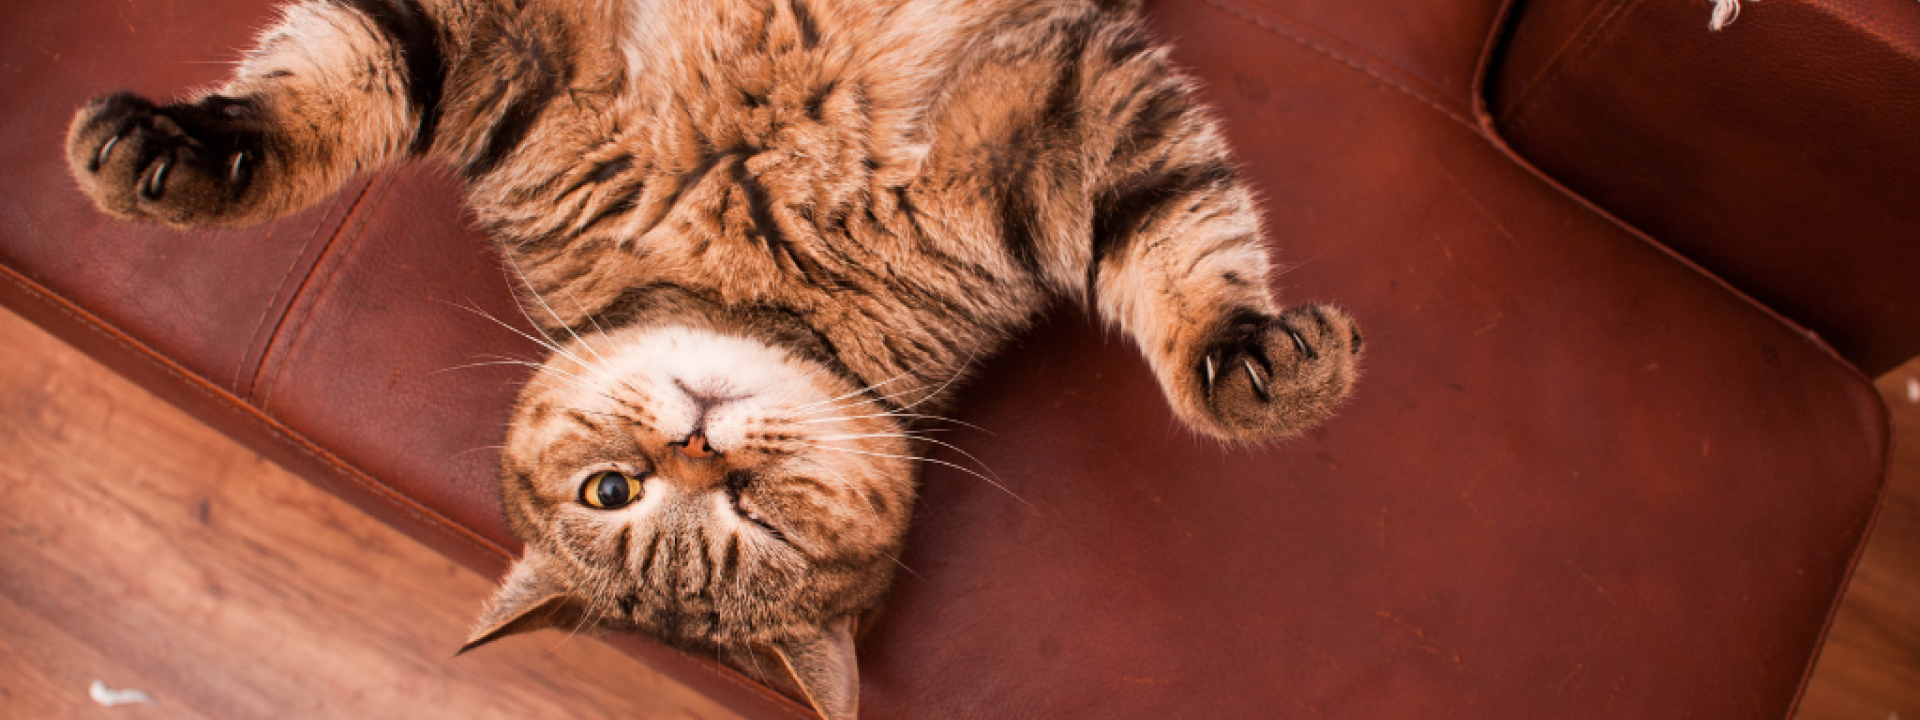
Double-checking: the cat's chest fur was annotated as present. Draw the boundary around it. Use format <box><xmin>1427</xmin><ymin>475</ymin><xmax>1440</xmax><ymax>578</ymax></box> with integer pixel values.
<box><xmin>466</xmin><ymin>0</ymin><xmax>1040</xmax><ymax>391</ymax></box>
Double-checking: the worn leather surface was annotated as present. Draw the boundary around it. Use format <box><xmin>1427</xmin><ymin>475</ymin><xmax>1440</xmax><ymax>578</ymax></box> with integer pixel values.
<box><xmin>1490</xmin><ymin>0</ymin><xmax>1920</xmax><ymax>376</ymax></box>
<box><xmin>0</xmin><ymin>0</ymin><xmax>1890</xmax><ymax>718</ymax></box>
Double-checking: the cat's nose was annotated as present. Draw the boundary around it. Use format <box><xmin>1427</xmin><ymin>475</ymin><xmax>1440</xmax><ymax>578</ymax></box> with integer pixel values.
<box><xmin>676</xmin><ymin>430</ymin><xmax>718</xmax><ymax>460</ymax></box>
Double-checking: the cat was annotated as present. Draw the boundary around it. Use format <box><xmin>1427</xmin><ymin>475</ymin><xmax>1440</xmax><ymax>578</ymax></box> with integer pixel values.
<box><xmin>64</xmin><ymin>0</ymin><xmax>1363</xmax><ymax>717</ymax></box>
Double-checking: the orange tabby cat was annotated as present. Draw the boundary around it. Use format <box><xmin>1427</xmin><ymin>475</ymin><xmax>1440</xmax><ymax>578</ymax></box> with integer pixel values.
<box><xmin>65</xmin><ymin>0</ymin><xmax>1362</xmax><ymax>716</ymax></box>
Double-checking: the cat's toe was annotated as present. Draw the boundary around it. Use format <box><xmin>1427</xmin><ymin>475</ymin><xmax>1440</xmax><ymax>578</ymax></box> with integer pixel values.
<box><xmin>67</xmin><ymin>93</ymin><xmax>264</xmax><ymax>227</ymax></box>
<box><xmin>1192</xmin><ymin>305</ymin><xmax>1362</xmax><ymax>441</ymax></box>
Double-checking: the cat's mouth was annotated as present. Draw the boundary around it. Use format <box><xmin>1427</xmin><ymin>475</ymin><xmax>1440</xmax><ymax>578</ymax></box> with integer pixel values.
<box><xmin>725</xmin><ymin>470</ymin><xmax>789</xmax><ymax>543</ymax></box>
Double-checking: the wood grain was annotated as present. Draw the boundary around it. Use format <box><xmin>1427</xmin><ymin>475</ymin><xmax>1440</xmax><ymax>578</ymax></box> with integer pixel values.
<box><xmin>0</xmin><ymin>306</ymin><xmax>740</xmax><ymax>720</ymax></box>
<box><xmin>1796</xmin><ymin>358</ymin><xmax>1920</xmax><ymax>720</ymax></box>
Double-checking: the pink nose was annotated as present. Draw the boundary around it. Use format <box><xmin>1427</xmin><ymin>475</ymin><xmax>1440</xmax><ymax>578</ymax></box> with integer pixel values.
<box><xmin>677</xmin><ymin>431</ymin><xmax>716</xmax><ymax>459</ymax></box>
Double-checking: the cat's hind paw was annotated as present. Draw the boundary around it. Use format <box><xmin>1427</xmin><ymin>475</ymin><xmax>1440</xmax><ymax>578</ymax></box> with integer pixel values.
<box><xmin>1187</xmin><ymin>305</ymin><xmax>1362</xmax><ymax>441</ymax></box>
<box><xmin>67</xmin><ymin>92</ymin><xmax>269</xmax><ymax>228</ymax></box>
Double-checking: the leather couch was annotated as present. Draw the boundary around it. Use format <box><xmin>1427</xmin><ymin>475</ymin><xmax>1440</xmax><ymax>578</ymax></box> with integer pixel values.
<box><xmin>2</xmin><ymin>0</ymin><xmax>1908</xmax><ymax>717</ymax></box>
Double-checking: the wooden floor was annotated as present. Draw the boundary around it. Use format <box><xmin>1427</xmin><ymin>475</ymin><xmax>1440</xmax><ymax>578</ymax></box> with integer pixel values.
<box><xmin>0</xmin><ymin>302</ymin><xmax>1915</xmax><ymax>720</ymax></box>
<box><xmin>0</xmin><ymin>307</ymin><xmax>739</xmax><ymax>719</ymax></box>
<box><xmin>1798</xmin><ymin>359</ymin><xmax>1920</xmax><ymax>719</ymax></box>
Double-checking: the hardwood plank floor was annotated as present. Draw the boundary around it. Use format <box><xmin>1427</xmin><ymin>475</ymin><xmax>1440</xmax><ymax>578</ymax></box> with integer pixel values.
<box><xmin>1</xmin><ymin>301</ymin><xmax>1915</xmax><ymax>719</ymax></box>
<box><xmin>0</xmin><ymin>307</ymin><xmax>740</xmax><ymax>719</ymax></box>
<box><xmin>1797</xmin><ymin>359</ymin><xmax>1920</xmax><ymax>720</ymax></box>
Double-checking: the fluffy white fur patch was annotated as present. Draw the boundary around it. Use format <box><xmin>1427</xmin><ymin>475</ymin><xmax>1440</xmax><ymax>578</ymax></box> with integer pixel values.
<box><xmin>583</xmin><ymin>325</ymin><xmax>832</xmax><ymax>452</ymax></box>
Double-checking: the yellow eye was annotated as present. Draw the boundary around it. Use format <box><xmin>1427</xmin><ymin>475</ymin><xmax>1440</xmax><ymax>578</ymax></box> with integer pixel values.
<box><xmin>580</xmin><ymin>471</ymin><xmax>642</xmax><ymax>509</ymax></box>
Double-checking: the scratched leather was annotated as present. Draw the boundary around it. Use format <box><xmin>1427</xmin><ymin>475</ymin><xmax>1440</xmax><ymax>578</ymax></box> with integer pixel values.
<box><xmin>1493</xmin><ymin>0</ymin><xmax>1920</xmax><ymax>375</ymax></box>
<box><xmin>0</xmin><ymin>0</ymin><xmax>1891</xmax><ymax>718</ymax></box>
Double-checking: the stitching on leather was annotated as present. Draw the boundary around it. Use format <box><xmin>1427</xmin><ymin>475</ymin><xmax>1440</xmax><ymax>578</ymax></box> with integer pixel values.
<box><xmin>1501</xmin><ymin>0</ymin><xmax>1648</xmax><ymax>129</ymax></box>
<box><xmin>1494</xmin><ymin>0</ymin><xmax>1626</xmax><ymax>123</ymax></box>
<box><xmin>247</xmin><ymin>178</ymin><xmax>381</xmax><ymax>405</ymax></box>
<box><xmin>256</xmin><ymin>174</ymin><xmax>397</xmax><ymax>409</ymax></box>
<box><xmin>234</xmin><ymin>183</ymin><xmax>368</xmax><ymax>397</ymax></box>
<box><xmin>1197</xmin><ymin>0</ymin><xmax>1478</xmax><ymax>131</ymax></box>
<box><xmin>0</xmin><ymin>265</ymin><xmax>510</xmax><ymax>563</ymax></box>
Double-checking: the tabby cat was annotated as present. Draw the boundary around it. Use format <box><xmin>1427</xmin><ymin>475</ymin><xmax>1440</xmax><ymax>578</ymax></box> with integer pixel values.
<box><xmin>65</xmin><ymin>0</ymin><xmax>1363</xmax><ymax>716</ymax></box>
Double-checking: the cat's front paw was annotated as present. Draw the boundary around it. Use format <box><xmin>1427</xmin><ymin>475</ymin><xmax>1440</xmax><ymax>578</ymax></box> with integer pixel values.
<box><xmin>67</xmin><ymin>92</ymin><xmax>270</xmax><ymax>228</ymax></box>
<box><xmin>1185</xmin><ymin>305</ymin><xmax>1363</xmax><ymax>441</ymax></box>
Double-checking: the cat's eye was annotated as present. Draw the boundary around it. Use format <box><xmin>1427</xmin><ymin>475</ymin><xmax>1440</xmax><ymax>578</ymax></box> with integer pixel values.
<box><xmin>580</xmin><ymin>471</ymin><xmax>642</xmax><ymax>510</ymax></box>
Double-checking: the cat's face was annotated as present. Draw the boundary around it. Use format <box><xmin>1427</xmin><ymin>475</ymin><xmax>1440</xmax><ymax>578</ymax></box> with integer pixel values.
<box><xmin>463</xmin><ymin>318</ymin><xmax>914</xmax><ymax>715</ymax></box>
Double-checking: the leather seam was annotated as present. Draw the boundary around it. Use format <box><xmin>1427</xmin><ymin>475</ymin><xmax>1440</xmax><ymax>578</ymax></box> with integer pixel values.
<box><xmin>256</xmin><ymin>173</ymin><xmax>401</xmax><ymax>409</ymax></box>
<box><xmin>1493</xmin><ymin>0</ymin><xmax>1630</xmax><ymax>124</ymax></box>
<box><xmin>231</xmin><ymin>190</ymin><xmax>352</xmax><ymax>397</ymax></box>
<box><xmin>1470</xmin><ymin>0</ymin><xmax>1522</xmax><ymax>131</ymax></box>
<box><xmin>0</xmin><ymin>262</ymin><xmax>511</xmax><ymax>563</ymax></box>
<box><xmin>1499</xmin><ymin>0</ymin><xmax>1648</xmax><ymax>129</ymax></box>
<box><xmin>247</xmin><ymin>178</ymin><xmax>381</xmax><ymax>405</ymax></box>
<box><xmin>1196</xmin><ymin>0</ymin><xmax>1478</xmax><ymax>132</ymax></box>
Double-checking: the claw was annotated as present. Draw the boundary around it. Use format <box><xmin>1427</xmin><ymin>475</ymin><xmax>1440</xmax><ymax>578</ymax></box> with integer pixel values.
<box><xmin>1284</xmin><ymin>325</ymin><xmax>1314</xmax><ymax>360</ymax></box>
<box><xmin>94</xmin><ymin>134</ymin><xmax>122</xmax><ymax>172</ymax></box>
<box><xmin>228</xmin><ymin>151</ymin><xmax>249</xmax><ymax>187</ymax></box>
<box><xmin>143</xmin><ymin>155</ymin><xmax>173</xmax><ymax>200</ymax></box>
<box><xmin>1203</xmin><ymin>355</ymin><xmax>1217</xmax><ymax>393</ymax></box>
<box><xmin>1242</xmin><ymin>358</ymin><xmax>1271</xmax><ymax>401</ymax></box>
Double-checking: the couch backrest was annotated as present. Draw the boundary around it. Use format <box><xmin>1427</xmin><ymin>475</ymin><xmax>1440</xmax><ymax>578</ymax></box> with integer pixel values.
<box><xmin>1488</xmin><ymin>0</ymin><xmax>1920</xmax><ymax>375</ymax></box>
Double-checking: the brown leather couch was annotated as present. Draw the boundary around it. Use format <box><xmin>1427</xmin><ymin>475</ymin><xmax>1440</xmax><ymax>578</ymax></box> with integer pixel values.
<box><xmin>2</xmin><ymin>0</ymin><xmax>1910</xmax><ymax>717</ymax></box>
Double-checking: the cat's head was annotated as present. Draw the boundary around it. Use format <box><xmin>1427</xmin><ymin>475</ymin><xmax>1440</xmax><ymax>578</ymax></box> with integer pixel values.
<box><xmin>462</xmin><ymin>303</ymin><xmax>916</xmax><ymax>720</ymax></box>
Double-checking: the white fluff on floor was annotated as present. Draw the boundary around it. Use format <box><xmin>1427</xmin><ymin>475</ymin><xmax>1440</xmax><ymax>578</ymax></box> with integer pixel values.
<box><xmin>88</xmin><ymin>681</ymin><xmax>154</xmax><ymax>708</ymax></box>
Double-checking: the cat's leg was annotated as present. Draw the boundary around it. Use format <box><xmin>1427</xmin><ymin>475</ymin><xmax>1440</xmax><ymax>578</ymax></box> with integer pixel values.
<box><xmin>1082</xmin><ymin>59</ymin><xmax>1363</xmax><ymax>442</ymax></box>
<box><xmin>65</xmin><ymin>0</ymin><xmax>442</xmax><ymax>228</ymax></box>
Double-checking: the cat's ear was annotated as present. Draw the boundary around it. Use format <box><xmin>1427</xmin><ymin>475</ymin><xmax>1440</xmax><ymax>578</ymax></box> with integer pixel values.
<box><xmin>769</xmin><ymin>615</ymin><xmax>861</xmax><ymax>720</ymax></box>
<box><xmin>458</xmin><ymin>548</ymin><xmax>588</xmax><ymax>655</ymax></box>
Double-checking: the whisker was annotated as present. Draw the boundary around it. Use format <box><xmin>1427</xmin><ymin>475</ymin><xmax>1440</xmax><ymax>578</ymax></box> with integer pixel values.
<box><xmin>812</xmin><ymin>433</ymin><xmax>1005</xmax><ymax>486</ymax></box>
<box><xmin>804</xmin><ymin>460</ymin><xmax>881</xmax><ymax>519</ymax></box>
<box><xmin>790</xmin><ymin>378</ymin><xmax>937</xmax><ymax>420</ymax></box>
<box><xmin>880</xmin><ymin>550</ymin><xmax>925</xmax><ymax>581</ymax></box>
<box><xmin>886</xmin><ymin>351</ymin><xmax>978</xmax><ymax>415</ymax></box>
<box><xmin>796</xmin><ymin>442</ymin><xmax>1033</xmax><ymax>509</ymax></box>
<box><xmin>787</xmin><ymin>371</ymin><xmax>919</xmax><ymax>415</ymax></box>
<box><xmin>450</xmin><ymin>444</ymin><xmax>506</xmax><ymax>460</ymax></box>
<box><xmin>792</xmin><ymin>412</ymin><xmax>994</xmax><ymax>435</ymax></box>
<box><xmin>452</xmin><ymin>359</ymin><xmax>613</xmax><ymax>401</ymax></box>
<box><xmin>559</xmin><ymin>287</ymin><xmax>620</xmax><ymax>366</ymax></box>
<box><xmin>441</xmin><ymin>293</ymin><xmax>623</xmax><ymax>389</ymax></box>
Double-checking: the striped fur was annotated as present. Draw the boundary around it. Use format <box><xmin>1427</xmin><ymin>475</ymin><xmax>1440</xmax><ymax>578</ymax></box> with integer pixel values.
<box><xmin>65</xmin><ymin>0</ymin><xmax>1363</xmax><ymax>715</ymax></box>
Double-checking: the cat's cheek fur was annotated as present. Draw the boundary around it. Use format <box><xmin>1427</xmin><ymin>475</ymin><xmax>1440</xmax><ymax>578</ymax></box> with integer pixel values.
<box><xmin>576</xmin><ymin>325</ymin><xmax>832</xmax><ymax>448</ymax></box>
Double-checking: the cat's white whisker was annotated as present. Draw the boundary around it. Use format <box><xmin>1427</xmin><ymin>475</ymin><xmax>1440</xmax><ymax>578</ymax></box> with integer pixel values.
<box><xmin>457</xmin><ymin>275</ymin><xmax>627</xmax><ymax>391</ymax></box>
<box><xmin>796</xmin><ymin>441</ymin><xmax>1033</xmax><ymax>509</ymax></box>
<box><xmin>560</xmin><ymin>288</ymin><xmax>620</xmax><ymax>362</ymax></box>
<box><xmin>790</xmin><ymin>378</ymin><xmax>940</xmax><ymax>420</ymax></box>
<box><xmin>450</xmin><ymin>444</ymin><xmax>507</xmax><ymax>460</ymax></box>
<box><xmin>812</xmin><ymin>432</ymin><xmax>1005</xmax><ymax>486</ymax></box>
<box><xmin>792</xmin><ymin>412</ymin><xmax>993</xmax><ymax>435</ymax></box>
<box><xmin>879</xmin><ymin>550</ymin><xmax>925</xmax><ymax>581</ymax></box>
<box><xmin>787</xmin><ymin>371</ymin><xmax>919</xmax><ymax>415</ymax></box>
<box><xmin>454</xmin><ymin>359</ymin><xmax>618</xmax><ymax>403</ymax></box>
<box><xmin>805</xmin><ymin>460</ymin><xmax>883</xmax><ymax>519</ymax></box>
<box><xmin>435</xmin><ymin>300</ymin><xmax>567</xmax><ymax>354</ymax></box>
